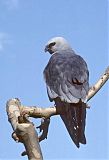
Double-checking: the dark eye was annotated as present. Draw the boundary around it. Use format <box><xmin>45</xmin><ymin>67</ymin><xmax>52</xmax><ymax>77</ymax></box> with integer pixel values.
<box><xmin>49</xmin><ymin>42</ymin><xmax>56</xmax><ymax>48</ymax></box>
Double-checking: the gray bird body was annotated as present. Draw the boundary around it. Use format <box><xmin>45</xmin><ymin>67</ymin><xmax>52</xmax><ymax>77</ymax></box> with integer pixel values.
<box><xmin>44</xmin><ymin>37</ymin><xmax>89</xmax><ymax>148</ymax></box>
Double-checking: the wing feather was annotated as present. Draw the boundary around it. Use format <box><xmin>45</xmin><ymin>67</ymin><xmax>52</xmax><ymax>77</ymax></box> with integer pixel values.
<box><xmin>44</xmin><ymin>50</ymin><xmax>89</xmax><ymax>103</ymax></box>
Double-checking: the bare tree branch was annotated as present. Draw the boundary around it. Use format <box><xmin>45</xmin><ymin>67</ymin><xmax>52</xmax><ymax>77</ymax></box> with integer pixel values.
<box><xmin>6</xmin><ymin>99</ymin><xmax>43</xmax><ymax>160</ymax></box>
<box><xmin>20</xmin><ymin>105</ymin><xmax>57</xmax><ymax>118</ymax></box>
<box><xmin>86</xmin><ymin>66</ymin><xmax>109</xmax><ymax>101</ymax></box>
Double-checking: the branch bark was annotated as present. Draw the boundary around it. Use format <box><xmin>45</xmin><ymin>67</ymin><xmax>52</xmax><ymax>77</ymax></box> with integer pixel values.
<box><xmin>6</xmin><ymin>66</ymin><xmax>109</xmax><ymax>160</ymax></box>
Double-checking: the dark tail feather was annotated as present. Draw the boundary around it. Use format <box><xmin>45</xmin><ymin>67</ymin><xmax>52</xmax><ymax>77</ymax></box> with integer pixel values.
<box><xmin>78</xmin><ymin>103</ymin><xmax>86</xmax><ymax>144</ymax></box>
<box><xmin>59</xmin><ymin>102</ymin><xmax>86</xmax><ymax>148</ymax></box>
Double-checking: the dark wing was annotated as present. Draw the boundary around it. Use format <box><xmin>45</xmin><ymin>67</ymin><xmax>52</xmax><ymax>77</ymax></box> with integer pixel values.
<box><xmin>44</xmin><ymin>50</ymin><xmax>89</xmax><ymax>103</ymax></box>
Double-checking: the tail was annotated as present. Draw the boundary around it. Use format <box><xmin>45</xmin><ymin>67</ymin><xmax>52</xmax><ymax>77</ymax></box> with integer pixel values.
<box><xmin>56</xmin><ymin>100</ymin><xmax>86</xmax><ymax>148</ymax></box>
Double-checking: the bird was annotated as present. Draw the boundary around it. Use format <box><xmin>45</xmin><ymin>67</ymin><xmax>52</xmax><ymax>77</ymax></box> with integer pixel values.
<box><xmin>43</xmin><ymin>37</ymin><xmax>89</xmax><ymax>148</ymax></box>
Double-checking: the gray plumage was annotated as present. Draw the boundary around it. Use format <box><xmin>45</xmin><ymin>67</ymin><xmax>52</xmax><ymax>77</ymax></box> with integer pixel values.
<box><xmin>44</xmin><ymin>37</ymin><xmax>89</xmax><ymax>148</ymax></box>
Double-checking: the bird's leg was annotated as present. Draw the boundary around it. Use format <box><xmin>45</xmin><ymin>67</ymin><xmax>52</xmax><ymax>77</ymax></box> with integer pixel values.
<box><xmin>37</xmin><ymin>117</ymin><xmax>50</xmax><ymax>142</ymax></box>
<box><xmin>20</xmin><ymin>109</ymin><xmax>51</xmax><ymax>142</ymax></box>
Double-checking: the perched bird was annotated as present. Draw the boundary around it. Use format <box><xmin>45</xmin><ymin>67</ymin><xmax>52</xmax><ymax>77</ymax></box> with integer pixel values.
<box><xmin>43</xmin><ymin>37</ymin><xmax>89</xmax><ymax>148</ymax></box>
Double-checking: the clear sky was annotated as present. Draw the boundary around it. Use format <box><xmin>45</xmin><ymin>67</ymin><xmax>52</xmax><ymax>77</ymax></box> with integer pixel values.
<box><xmin>0</xmin><ymin>0</ymin><xmax>108</xmax><ymax>160</ymax></box>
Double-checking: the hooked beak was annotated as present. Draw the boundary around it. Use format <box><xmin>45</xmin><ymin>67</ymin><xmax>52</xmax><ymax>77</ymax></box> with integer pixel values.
<box><xmin>44</xmin><ymin>45</ymin><xmax>49</xmax><ymax>52</ymax></box>
<box><xmin>44</xmin><ymin>45</ymin><xmax>54</xmax><ymax>54</ymax></box>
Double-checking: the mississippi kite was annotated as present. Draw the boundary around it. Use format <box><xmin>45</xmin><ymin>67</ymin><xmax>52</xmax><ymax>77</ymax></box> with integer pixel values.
<box><xmin>43</xmin><ymin>37</ymin><xmax>89</xmax><ymax>148</ymax></box>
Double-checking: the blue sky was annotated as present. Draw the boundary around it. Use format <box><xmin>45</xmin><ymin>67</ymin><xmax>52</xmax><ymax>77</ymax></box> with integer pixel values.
<box><xmin>0</xmin><ymin>0</ymin><xmax>108</xmax><ymax>159</ymax></box>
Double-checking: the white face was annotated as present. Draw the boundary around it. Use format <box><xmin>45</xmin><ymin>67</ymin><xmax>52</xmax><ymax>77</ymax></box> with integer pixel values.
<box><xmin>45</xmin><ymin>37</ymin><xmax>71</xmax><ymax>54</ymax></box>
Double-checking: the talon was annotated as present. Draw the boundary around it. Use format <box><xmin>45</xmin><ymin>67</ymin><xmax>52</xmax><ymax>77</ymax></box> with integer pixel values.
<box><xmin>21</xmin><ymin>151</ymin><xmax>27</xmax><ymax>156</ymax></box>
<box><xmin>36</xmin><ymin>125</ymin><xmax>42</xmax><ymax>132</ymax></box>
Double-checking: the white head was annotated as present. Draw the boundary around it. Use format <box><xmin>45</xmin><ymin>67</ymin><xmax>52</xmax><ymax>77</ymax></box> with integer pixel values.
<box><xmin>44</xmin><ymin>37</ymin><xmax>72</xmax><ymax>54</ymax></box>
